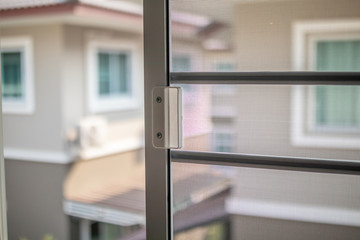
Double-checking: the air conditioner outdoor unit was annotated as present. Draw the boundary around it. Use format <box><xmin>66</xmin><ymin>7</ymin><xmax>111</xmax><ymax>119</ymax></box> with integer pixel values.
<box><xmin>79</xmin><ymin>116</ymin><xmax>108</xmax><ymax>149</ymax></box>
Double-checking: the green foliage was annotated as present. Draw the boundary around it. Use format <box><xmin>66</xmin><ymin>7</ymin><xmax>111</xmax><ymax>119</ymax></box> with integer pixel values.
<box><xmin>19</xmin><ymin>234</ymin><xmax>57</xmax><ymax>240</ymax></box>
<box><xmin>42</xmin><ymin>234</ymin><xmax>57</xmax><ymax>240</ymax></box>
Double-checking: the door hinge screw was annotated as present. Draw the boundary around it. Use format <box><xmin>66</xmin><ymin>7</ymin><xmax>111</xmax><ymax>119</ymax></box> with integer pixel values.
<box><xmin>156</xmin><ymin>132</ymin><xmax>163</xmax><ymax>139</ymax></box>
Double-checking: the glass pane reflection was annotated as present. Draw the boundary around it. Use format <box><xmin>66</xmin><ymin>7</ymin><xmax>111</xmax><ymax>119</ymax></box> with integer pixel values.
<box><xmin>170</xmin><ymin>0</ymin><xmax>360</xmax><ymax>72</ymax></box>
<box><xmin>172</xmin><ymin>162</ymin><xmax>360</xmax><ymax>240</ymax></box>
<box><xmin>179</xmin><ymin>84</ymin><xmax>360</xmax><ymax>161</ymax></box>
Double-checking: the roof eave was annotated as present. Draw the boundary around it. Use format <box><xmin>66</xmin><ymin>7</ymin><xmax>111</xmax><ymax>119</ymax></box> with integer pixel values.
<box><xmin>0</xmin><ymin>3</ymin><xmax>143</xmax><ymax>33</ymax></box>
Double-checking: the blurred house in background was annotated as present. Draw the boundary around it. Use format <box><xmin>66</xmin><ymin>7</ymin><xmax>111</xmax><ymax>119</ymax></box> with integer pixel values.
<box><xmin>205</xmin><ymin>0</ymin><xmax>360</xmax><ymax>239</ymax></box>
<box><xmin>1</xmin><ymin>0</ymin><xmax>360</xmax><ymax>239</ymax></box>
<box><xmin>0</xmin><ymin>1</ymin><xmax>143</xmax><ymax>239</ymax></box>
<box><xmin>0</xmin><ymin>0</ymin><xmax>217</xmax><ymax>239</ymax></box>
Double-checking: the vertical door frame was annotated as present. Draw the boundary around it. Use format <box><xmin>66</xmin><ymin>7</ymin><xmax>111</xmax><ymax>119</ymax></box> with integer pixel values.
<box><xmin>144</xmin><ymin>0</ymin><xmax>172</xmax><ymax>239</ymax></box>
<box><xmin>0</xmin><ymin>55</ymin><xmax>8</xmax><ymax>239</ymax></box>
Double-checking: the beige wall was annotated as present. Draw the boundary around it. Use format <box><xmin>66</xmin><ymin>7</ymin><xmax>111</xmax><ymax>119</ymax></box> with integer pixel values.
<box><xmin>182</xmin><ymin>134</ymin><xmax>212</xmax><ymax>152</ymax></box>
<box><xmin>64</xmin><ymin>149</ymin><xmax>145</xmax><ymax>201</ymax></box>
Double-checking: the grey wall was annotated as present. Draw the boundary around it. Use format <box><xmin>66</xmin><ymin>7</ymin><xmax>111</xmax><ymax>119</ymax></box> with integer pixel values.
<box><xmin>235</xmin><ymin>0</ymin><xmax>360</xmax><ymax>71</ymax></box>
<box><xmin>61</xmin><ymin>25</ymin><xmax>145</xmax><ymax>151</ymax></box>
<box><xmin>62</xmin><ymin>25</ymin><xmax>144</xmax><ymax>127</ymax></box>
<box><xmin>5</xmin><ymin>160</ymin><xmax>70</xmax><ymax>240</ymax></box>
<box><xmin>1</xmin><ymin>23</ymin><xmax>144</xmax><ymax>152</ymax></box>
<box><xmin>233</xmin><ymin>167</ymin><xmax>360</xmax><ymax>209</ymax></box>
<box><xmin>231</xmin><ymin>215</ymin><xmax>360</xmax><ymax>240</ymax></box>
<box><xmin>1</xmin><ymin>23</ymin><xmax>145</xmax><ymax>240</ymax></box>
<box><xmin>61</xmin><ymin>25</ymin><xmax>85</xmax><ymax>131</ymax></box>
<box><xmin>228</xmin><ymin>0</ymin><xmax>360</xmax><ymax>160</ymax></box>
<box><xmin>221</xmin><ymin>0</ymin><xmax>360</xmax><ymax>237</ymax></box>
<box><xmin>226</xmin><ymin>85</ymin><xmax>360</xmax><ymax>160</ymax></box>
<box><xmin>1</xmin><ymin>25</ymin><xmax>64</xmax><ymax>152</ymax></box>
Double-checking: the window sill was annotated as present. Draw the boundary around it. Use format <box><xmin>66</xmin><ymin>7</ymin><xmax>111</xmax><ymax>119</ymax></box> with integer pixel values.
<box><xmin>291</xmin><ymin>133</ymin><xmax>360</xmax><ymax>150</ymax></box>
<box><xmin>88</xmin><ymin>97</ymin><xmax>140</xmax><ymax>113</ymax></box>
<box><xmin>2</xmin><ymin>101</ymin><xmax>34</xmax><ymax>115</ymax></box>
<box><xmin>78</xmin><ymin>137</ymin><xmax>143</xmax><ymax>160</ymax></box>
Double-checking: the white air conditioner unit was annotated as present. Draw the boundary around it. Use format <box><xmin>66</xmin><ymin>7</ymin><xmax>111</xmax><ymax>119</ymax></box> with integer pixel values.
<box><xmin>79</xmin><ymin>117</ymin><xmax>108</xmax><ymax>149</ymax></box>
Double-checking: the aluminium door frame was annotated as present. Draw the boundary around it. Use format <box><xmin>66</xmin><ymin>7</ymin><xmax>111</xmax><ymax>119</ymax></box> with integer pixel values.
<box><xmin>144</xmin><ymin>0</ymin><xmax>172</xmax><ymax>240</ymax></box>
<box><xmin>0</xmin><ymin>125</ymin><xmax>6</xmax><ymax>240</ymax></box>
<box><xmin>144</xmin><ymin>1</ymin><xmax>360</xmax><ymax>240</ymax></box>
<box><xmin>0</xmin><ymin>57</ymin><xmax>8</xmax><ymax>240</ymax></box>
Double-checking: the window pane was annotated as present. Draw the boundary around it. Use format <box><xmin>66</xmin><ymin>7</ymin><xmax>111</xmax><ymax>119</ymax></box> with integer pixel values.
<box><xmin>98</xmin><ymin>52</ymin><xmax>129</xmax><ymax>96</ymax></box>
<box><xmin>115</xmin><ymin>53</ymin><xmax>128</xmax><ymax>94</ymax></box>
<box><xmin>172</xmin><ymin>162</ymin><xmax>360</xmax><ymax>240</ymax></box>
<box><xmin>317</xmin><ymin>40</ymin><xmax>360</xmax><ymax>71</ymax></box>
<box><xmin>315</xmin><ymin>40</ymin><xmax>360</xmax><ymax>128</ymax></box>
<box><xmin>316</xmin><ymin>86</ymin><xmax>360</xmax><ymax>128</ymax></box>
<box><xmin>170</xmin><ymin>0</ymin><xmax>360</xmax><ymax>72</ymax></box>
<box><xmin>173</xmin><ymin>55</ymin><xmax>191</xmax><ymax>72</ymax></box>
<box><xmin>98</xmin><ymin>53</ymin><xmax>110</xmax><ymax>95</ymax></box>
<box><xmin>1</xmin><ymin>52</ymin><xmax>22</xmax><ymax>98</ymax></box>
<box><xmin>178</xmin><ymin>84</ymin><xmax>360</xmax><ymax>160</ymax></box>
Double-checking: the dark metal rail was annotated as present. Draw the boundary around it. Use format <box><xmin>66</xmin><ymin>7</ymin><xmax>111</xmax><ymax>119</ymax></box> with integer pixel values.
<box><xmin>171</xmin><ymin>150</ymin><xmax>360</xmax><ymax>175</ymax></box>
<box><xmin>171</xmin><ymin>72</ymin><xmax>360</xmax><ymax>85</ymax></box>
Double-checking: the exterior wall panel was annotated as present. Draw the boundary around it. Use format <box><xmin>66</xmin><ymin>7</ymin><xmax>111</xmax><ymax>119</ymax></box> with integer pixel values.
<box><xmin>5</xmin><ymin>160</ymin><xmax>70</xmax><ymax>240</ymax></box>
<box><xmin>231</xmin><ymin>215</ymin><xmax>360</xmax><ymax>240</ymax></box>
<box><xmin>1</xmin><ymin>25</ymin><xmax>64</xmax><ymax>152</ymax></box>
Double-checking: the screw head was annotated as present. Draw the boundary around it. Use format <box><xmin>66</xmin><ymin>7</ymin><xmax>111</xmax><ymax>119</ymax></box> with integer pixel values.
<box><xmin>156</xmin><ymin>96</ymin><xmax>162</xmax><ymax>103</ymax></box>
<box><xmin>156</xmin><ymin>132</ymin><xmax>163</xmax><ymax>139</ymax></box>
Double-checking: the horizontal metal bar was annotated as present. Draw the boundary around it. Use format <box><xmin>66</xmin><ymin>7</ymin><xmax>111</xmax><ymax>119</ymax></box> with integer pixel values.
<box><xmin>171</xmin><ymin>150</ymin><xmax>360</xmax><ymax>175</ymax></box>
<box><xmin>171</xmin><ymin>72</ymin><xmax>360</xmax><ymax>85</ymax></box>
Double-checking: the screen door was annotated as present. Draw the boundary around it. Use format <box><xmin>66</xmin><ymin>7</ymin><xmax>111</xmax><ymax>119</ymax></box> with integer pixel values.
<box><xmin>144</xmin><ymin>0</ymin><xmax>360</xmax><ymax>239</ymax></box>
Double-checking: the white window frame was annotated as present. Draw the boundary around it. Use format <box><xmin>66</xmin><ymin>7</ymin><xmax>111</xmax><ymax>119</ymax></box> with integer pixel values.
<box><xmin>1</xmin><ymin>36</ymin><xmax>34</xmax><ymax>114</ymax></box>
<box><xmin>291</xmin><ymin>19</ymin><xmax>360</xmax><ymax>149</ymax></box>
<box><xmin>86</xmin><ymin>39</ymin><xmax>141</xmax><ymax>113</ymax></box>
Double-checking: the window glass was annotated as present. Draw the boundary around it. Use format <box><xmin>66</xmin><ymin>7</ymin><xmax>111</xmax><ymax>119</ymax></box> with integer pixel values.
<box><xmin>0</xmin><ymin>37</ymin><xmax>34</xmax><ymax>114</ymax></box>
<box><xmin>87</xmin><ymin>39</ymin><xmax>140</xmax><ymax>113</ymax></box>
<box><xmin>213</xmin><ymin>133</ymin><xmax>233</xmax><ymax>153</ymax></box>
<box><xmin>315</xmin><ymin>40</ymin><xmax>360</xmax><ymax>129</ymax></box>
<box><xmin>215</xmin><ymin>62</ymin><xmax>233</xmax><ymax>72</ymax></box>
<box><xmin>172</xmin><ymin>55</ymin><xmax>193</xmax><ymax>91</ymax></box>
<box><xmin>316</xmin><ymin>86</ymin><xmax>360</xmax><ymax>129</ymax></box>
<box><xmin>1</xmin><ymin>51</ymin><xmax>23</xmax><ymax>99</ymax></box>
<box><xmin>98</xmin><ymin>52</ymin><xmax>129</xmax><ymax>97</ymax></box>
<box><xmin>316</xmin><ymin>40</ymin><xmax>360</xmax><ymax>71</ymax></box>
<box><xmin>173</xmin><ymin>55</ymin><xmax>191</xmax><ymax>72</ymax></box>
